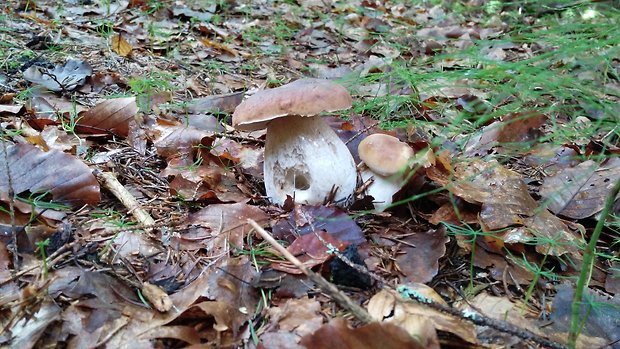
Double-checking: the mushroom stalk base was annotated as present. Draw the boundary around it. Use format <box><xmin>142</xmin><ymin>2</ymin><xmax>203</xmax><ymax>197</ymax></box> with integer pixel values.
<box><xmin>264</xmin><ymin>115</ymin><xmax>357</xmax><ymax>206</ymax></box>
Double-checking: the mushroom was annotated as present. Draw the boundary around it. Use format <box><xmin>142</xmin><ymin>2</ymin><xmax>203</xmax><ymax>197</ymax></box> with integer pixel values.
<box><xmin>358</xmin><ymin>133</ymin><xmax>415</xmax><ymax>212</ymax></box>
<box><xmin>232</xmin><ymin>79</ymin><xmax>357</xmax><ymax>206</ymax></box>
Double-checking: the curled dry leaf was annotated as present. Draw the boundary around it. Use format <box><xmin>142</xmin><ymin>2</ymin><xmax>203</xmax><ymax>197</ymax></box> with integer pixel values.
<box><xmin>77</xmin><ymin>97</ymin><xmax>138</xmax><ymax>137</ymax></box>
<box><xmin>539</xmin><ymin>158</ymin><xmax>620</xmax><ymax>219</ymax></box>
<box><xmin>141</xmin><ymin>283</ymin><xmax>172</xmax><ymax>312</ymax></box>
<box><xmin>0</xmin><ymin>142</ymin><xmax>100</xmax><ymax>207</ymax></box>
<box><xmin>23</xmin><ymin>59</ymin><xmax>92</xmax><ymax>92</ymax></box>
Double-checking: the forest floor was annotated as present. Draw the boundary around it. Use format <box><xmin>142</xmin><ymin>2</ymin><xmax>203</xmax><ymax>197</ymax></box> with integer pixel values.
<box><xmin>1</xmin><ymin>0</ymin><xmax>620</xmax><ymax>348</ymax></box>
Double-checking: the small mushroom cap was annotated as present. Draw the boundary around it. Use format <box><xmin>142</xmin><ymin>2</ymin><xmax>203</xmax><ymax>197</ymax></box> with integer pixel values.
<box><xmin>232</xmin><ymin>78</ymin><xmax>352</xmax><ymax>131</ymax></box>
<box><xmin>358</xmin><ymin>134</ymin><xmax>414</xmax><ymax>176</ymax></box>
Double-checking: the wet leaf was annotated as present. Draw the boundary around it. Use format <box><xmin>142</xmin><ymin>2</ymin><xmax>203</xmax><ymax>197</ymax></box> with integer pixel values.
<box><xmin>271</xmin><ymin>231</ymin><xmax>347</xmax><ymax>274</ymax></box>
<box><xmin>0</xmin><ymin>142</ymin><xmax>100</xmax><ymax>207</ymax></box>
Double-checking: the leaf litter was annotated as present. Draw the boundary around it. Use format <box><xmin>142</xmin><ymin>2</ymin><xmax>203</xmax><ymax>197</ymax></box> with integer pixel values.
<box><xmin>1</xmin><ymin>0</ymin><xmax>619</xmax><ymax>348</ymax></box>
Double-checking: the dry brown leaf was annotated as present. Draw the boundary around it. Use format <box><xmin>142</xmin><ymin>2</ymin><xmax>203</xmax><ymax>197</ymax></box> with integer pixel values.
<box><xmin>268</xmin><ymin>297</ymin><xmax>324</xmax><ymax>337</ymax></box>
<box><xmin>0</xmin><ymin>141</ymin><xmax>100</xmax><ymax>207</ymax></box>
<box><xmin>78</xmin><ymin>97</ymin><xmax>138</xmax><ymax>137</ymax></box>
<box><xmin>300</xmin><ymin>317</ymin><xmax>428</xmax><ymax>349</ymax></box>
<box><xmin>368</xmin><ymin>286</ymin><xmax>477</xmax><ymax>345</ymax></box>
<box><xmin>111</xmin><ymin>34</ymin><xmax>132</xmax><ymax>57</ymax></box>
<box><xmin>539</xmin><ymin>158</ymin><xmax>620</xmax><ymax>219</ymax></box>
<box><xmin>388</xmin><ymin>229</ymin><xmax>448</xmax><ymax>283</ymax></box>
<box><xmin>178</xmin><ymin>202</ymin><xmax>268</xmax><ymax>254</ymax></box>
<box><xmin>428</xmin><ymin>158</ymin><xmax>581</xmax><ymax>257</ymax></box>
<box><xmin>271</xmin><ymin>231</ymin><xmax>346</xmax><ymax>274</ymax></box>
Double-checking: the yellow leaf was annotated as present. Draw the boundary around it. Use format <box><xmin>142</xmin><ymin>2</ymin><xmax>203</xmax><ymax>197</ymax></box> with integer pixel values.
<box><xmin>111</xmin><ymin>34</ymin><xmax>132</xmax><ymax>57</ymax></box>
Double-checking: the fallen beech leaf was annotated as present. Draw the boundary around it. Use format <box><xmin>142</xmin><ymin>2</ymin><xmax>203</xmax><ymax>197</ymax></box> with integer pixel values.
<box><xmin>77</xmin><ymin>97</ymin><xmax>138</xmax><ymax>136</ymax></box>
<box><xmin>0</xmin><ymin>142</ymin><xmax>100</xmax><ymax>207</ymax></box>
<box><xmin>0</xmin><ymin>104</ymin><xmax>24</xmax><ymax>114</ymax></box>
<box><xmin>547</xmin><ymin>284</ymin><xmax>618</xmax><ymax>347</ymax></box>
<box><xmin>199</xmin><ymin>37</ymin><xmax>238</xmax><ymax>57</ymax></box>
<box><xmin>539</xmin><ymin>158</ymin><xmax>620</xmax><ymax>219</ymax></box>
<box><xmin>111</xmin><ymin>34</ymin><xmax>132</xmax><ymax>57</ymax></box>
<box><xmin>300</xmin><ymin>317</ymin><xmax>427</xmax><ymax>349</ymax></box>
<box><xmin>153</xmin><ymin>115</ymin><xmax>223</xmax><ymax>159</ymax></box>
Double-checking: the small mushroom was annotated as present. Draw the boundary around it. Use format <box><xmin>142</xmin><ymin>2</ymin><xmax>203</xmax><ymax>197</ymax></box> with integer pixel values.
<box><xmin>358</xmin><ymin>133</ymin><xmax>414</xmax><ymax>211</ymax></box>
<box><xmin>232</xmin><ymin>79</ymin><xmax>357</xmax><ymax>206</ymax></box>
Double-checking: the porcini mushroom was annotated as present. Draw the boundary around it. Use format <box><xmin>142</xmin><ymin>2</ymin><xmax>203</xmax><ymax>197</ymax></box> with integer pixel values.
<box><xmin>232</xmin><ymin>79</ymin><xmax>357</xmax><ymax>206</ymax></box>
<box><xmin>358</xmin><ymin>133</ymin><xmax>414</xmax><ymax>211</ymax></box>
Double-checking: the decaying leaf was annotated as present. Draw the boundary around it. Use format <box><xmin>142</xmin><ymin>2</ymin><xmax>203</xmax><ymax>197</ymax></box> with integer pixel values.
<box><xmin>268</xmin><ymin>297</ymin><xmax>324</xmax><ymax>337</ymax></box>
<box><xmin>0</xmin><ymin>141</ymin><xmax>100</xmax><ymax>207</ymax></box>
<box><xmin>23</xmin><ymin>59</ymin><xmax>92</xmax><ymax>92</ymax></box>
<box><xmin>539</xmin><ymin>158</ymin><xmax>620</xmax><ymax>219</ymax></box>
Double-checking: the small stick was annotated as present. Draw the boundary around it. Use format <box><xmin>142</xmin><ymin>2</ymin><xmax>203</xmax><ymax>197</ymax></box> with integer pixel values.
<box><xmin>95</xmin><ymin>170</ymin><xmax>156</xmax><ymax>226</ymax></box>
<box><xmin>247</xmin><ymin>219</ymin><xmax>375</xmax><ymax>324</ymax></box>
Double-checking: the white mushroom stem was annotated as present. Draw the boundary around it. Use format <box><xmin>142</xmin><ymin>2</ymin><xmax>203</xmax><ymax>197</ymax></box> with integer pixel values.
<box><xmin>264</xmin><ymin>115</ymin><xmax>357</xmax><ymax>206</ymax></box>
<box><xmin>360</xmin><ymin>168</ymin><xmax>405</xmax><ymax>212</ymax></box>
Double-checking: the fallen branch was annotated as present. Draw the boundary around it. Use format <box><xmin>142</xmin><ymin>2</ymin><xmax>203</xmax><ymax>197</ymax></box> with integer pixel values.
<box><xmin>247</xmin><ymin>219</ymin><xmax>375</xmax><ymax>324</ymax></box>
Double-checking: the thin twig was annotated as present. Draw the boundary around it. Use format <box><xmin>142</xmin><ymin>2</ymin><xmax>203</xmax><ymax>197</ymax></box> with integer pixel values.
<box><xmin>95</xmin><ymin>170</ymin><xmax>156</xmax><ymax>226</ymax></box>
<box><xmin>247</xmin><ymin>219</ymin><xmax>375</xmax><ymax>324</ymax></box>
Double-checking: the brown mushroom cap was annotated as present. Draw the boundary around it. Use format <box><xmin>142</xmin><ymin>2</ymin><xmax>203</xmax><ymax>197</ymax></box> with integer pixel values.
<box><xmin>232</xmin><ymin>78</ymin><xmax>352</xmax><ymax>131</ymax></box>
<box><xmin>358</xmin><ymin>134</ymin><xmax>414</xmax><ymax>177</ymax></box>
